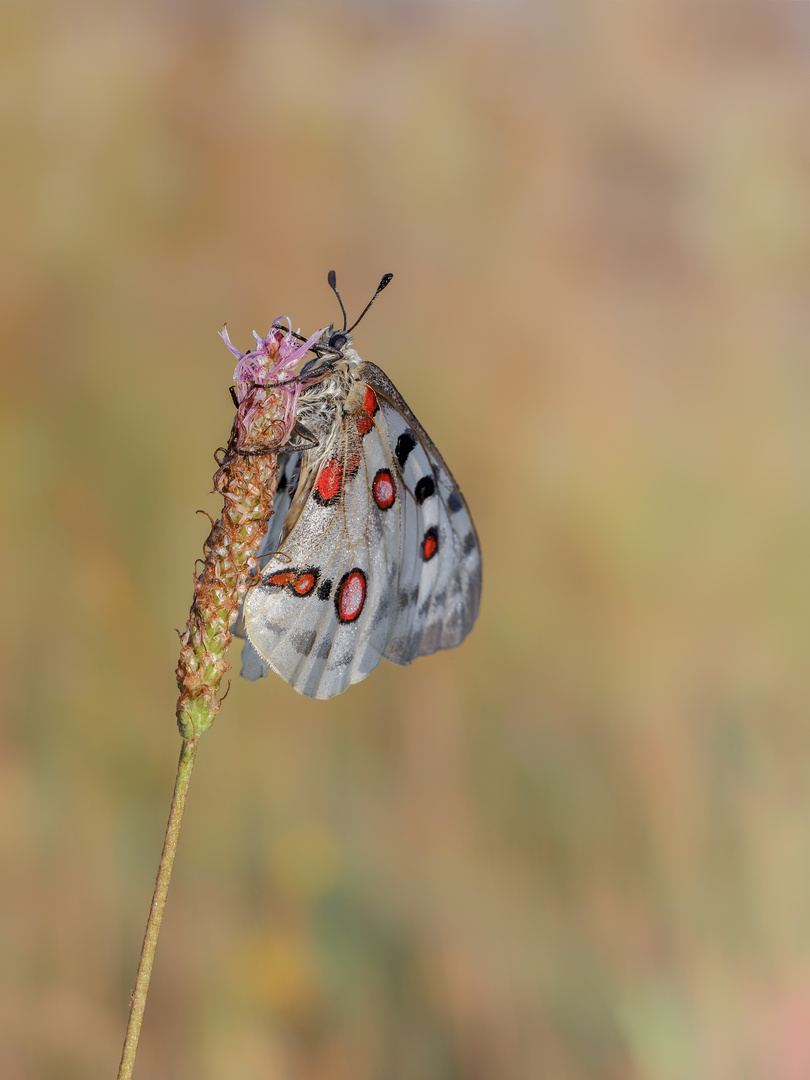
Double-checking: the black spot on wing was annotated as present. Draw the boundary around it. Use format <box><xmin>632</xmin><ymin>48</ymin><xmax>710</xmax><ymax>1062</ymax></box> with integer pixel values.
<box><xmin>314</xmin><ymin>636</ymin><xmax>333</xmax><ymax>660</ymax></box>
<box><xmin>462</xmin><ymin>532</ymin><xmax>477</xmax><ymax>556</ymax></box>
<box><xmin>415</xmin><ymin>476</ymin><xmax>435</xmax><ymax>503</ymax></box>
<box><xmin>447</xmin><ymin>491</ymin><xmax>463</xmax><ymax>513</ymax></box>
<box><xmin>318</xmin><ymin>579</ymin><xmax>333</xmax><ymax>601</ymax></box>
<box><xmin>396</xmin><ymin>431</ymin><xmax>416</xmax><ymax>469</ymax></box>
<box><xmin>397</xmin><ymin>585</ymin><xmax>420</xmax><ymax>611</ymax></box>
<box><xmin>291</xmin><ymin>629</ymin><xmax>317</xmax><ymax>656</ymax></box>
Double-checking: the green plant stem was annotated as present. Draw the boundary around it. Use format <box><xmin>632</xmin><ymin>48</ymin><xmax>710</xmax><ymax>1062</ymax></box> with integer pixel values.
<box><xmin>117</xmin><ymin>737</ymin><xmax>199</xmax><ymax>1080</ymax></box>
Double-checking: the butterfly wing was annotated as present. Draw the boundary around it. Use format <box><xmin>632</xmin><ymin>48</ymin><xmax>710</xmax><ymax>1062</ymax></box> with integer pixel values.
<box><xmin>242</xmin><ymin>364</ymin><xmax>481</xmax><ymax>699</ymax></box>
<box><xmin>236</xmin><ymin>450</ymin><xmax>300</xmax><ymax>681</ymax></box>
<box><xmin>357</xmin><ymin>361</ymin><xmax>482</xmax><ymax>665</ymax></box>
<box><xmin>242</xmin><ymin>411</ymin><xmax>393</xmax><ymax>698</ymax></box>
<box><xmin>257</xmin><ymin>451</ymin><xmax>301</xmax><ymax>560</ymax></box>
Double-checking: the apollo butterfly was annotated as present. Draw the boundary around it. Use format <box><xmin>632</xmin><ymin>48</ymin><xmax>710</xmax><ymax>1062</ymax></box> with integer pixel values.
<box><xmin>234</xmin><ymin>273</ymin><xmax>482</xmax><ymax>699</ymax></box>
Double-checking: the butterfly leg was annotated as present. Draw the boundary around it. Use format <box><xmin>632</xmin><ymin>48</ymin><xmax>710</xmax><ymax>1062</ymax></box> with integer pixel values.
<box><xmin>284</xmin><ymin>421</ymin><xmax>320</xmax><ymax>453</ymax></box>
<box><xmin>234</xmin><ymin>421</ymin><xmax>320</xmax><ymax>457</ymax></box>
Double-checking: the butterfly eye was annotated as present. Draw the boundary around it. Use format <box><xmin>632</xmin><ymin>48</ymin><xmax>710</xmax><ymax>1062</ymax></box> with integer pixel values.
<box><xmin>328</xmin><ymin>332</ymin><xmax>348</xmax><ymax>351</ymax></box>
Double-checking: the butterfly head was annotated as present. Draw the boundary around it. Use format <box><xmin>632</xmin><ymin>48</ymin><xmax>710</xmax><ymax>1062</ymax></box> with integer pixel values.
<box><xmin>297</xmin><ymin>272</ymin><xmax>393</xmax><ymax>387</ymax></box>
<box><xmin>325</xmin><ymin>329</ymin><xmax>349</xmax><ymax>353</ymax></box>
<box><xmin>317</xmin><ymin>325</ymin><xmax>352</xmax><ymax>355</ymax></box>
<box><xmin>298</xmin><ymin>325</ymin><xmax>361</xmax><ymax>381</ymax></box>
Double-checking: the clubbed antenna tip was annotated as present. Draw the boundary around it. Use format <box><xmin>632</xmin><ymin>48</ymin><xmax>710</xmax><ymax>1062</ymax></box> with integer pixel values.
<box><xmin>347</xmin><ymin>273</ymin><xmax>394</xmax><ymax>333</ymax></box>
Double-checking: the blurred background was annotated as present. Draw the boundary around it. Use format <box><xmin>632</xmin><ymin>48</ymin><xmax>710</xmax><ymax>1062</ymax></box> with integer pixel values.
<box><xmin>4</xmin><ymin>2</ymin><xmax>810</xmax><ymax>1077</ymax></box>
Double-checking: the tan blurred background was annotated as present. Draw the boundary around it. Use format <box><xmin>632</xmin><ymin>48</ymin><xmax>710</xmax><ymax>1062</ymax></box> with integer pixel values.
<box><xmin>4</xmin><ymin>3</ymin><xmax>810</xmax><ymax>1078</ymax></box>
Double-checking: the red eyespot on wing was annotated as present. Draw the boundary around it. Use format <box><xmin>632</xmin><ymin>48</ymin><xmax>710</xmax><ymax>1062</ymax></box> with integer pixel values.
<box><xmin>292</xmin><ymin>571</ymin><xmax>317</xmax><ymax>596</ymax></box>
<box><xmin>356</xmin><ymin>385</ymin><xmax>378</xmax><ymax>436</ymax></box>
<box><xmin>421</xmin><ymin>527</ymin><xmax>439</xmax><ymax>561</ymax></box>
<box><xmin>336</xmin><ymin>569</ymin><xmax>367</xmax><ymax>623</ymax></box>
<box><xmin>314</xmin><ymin>459</ymin><xmax>342</xmax><ymax>504</ymax></box>
<box><xmin>268</xmin><ymin>571</ymin><xmax>296</xmax><ymax>587</ymax></box>
<box><xmin>266</xmin><ymin>567</ymin><xmax>319</xmax><ymax>594</ymax></box>
<box><xmin>372</xmin><ymin>469</ymin><xmax>396</xmax><ymax>510</ymax></box>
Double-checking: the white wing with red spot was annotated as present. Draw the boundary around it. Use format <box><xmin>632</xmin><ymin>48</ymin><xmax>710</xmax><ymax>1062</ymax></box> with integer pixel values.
<box><xmin>241</xmin><ymin>360</ymin><xmax>481</xmax><ymax>699</ymax></box>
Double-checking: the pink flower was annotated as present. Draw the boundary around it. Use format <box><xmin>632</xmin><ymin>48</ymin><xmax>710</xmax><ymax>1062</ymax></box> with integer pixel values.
<box><xmin>220</xmin><ymin>318</ymin><xmax>324</xmax><ymax>444</ymax></box>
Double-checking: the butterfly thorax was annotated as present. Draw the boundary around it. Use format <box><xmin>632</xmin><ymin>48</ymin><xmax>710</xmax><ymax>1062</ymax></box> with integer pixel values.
<box><xmin>275</xmin><ymin>339</ymin><xmax>368</xmax><ymax>543</ymax></box>
<box><xmin>296</xmin><ymin>336</ymin><xmax>363</xmax><ymax>446</ymax></box>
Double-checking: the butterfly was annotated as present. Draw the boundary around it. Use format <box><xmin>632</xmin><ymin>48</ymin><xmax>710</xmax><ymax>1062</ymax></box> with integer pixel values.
<box><xmin>234</xmin><ymin>273</ymin><xmax>482</xmax><ymax>699</ymax></box>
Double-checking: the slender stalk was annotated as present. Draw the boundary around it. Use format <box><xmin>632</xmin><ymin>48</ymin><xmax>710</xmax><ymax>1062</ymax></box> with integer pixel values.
<box><xmin>114</xmin><ymin>324</ymin><xmax>313</xmax><ymax>1079</ymax></box>
<box><xmin>117</xmin><ymin>737</ymin><xmax>198</xmax><ymax>1080</ymax></box>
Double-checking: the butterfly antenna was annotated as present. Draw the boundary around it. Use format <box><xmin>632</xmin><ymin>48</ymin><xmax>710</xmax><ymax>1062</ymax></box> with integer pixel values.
<box><xmin>327</xmin><ymin>270</ymin><xmax>348</xmax><ymax>332</ymax></box>
<box><xmin>347</xmin><ymin>273</ymin><xmax>394</xmax><ymax>333</ymax></box>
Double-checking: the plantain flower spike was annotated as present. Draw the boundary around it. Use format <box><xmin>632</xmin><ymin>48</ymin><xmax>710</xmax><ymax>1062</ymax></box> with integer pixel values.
<box><xmin>175</xmin><ymin>320</ymin><xmax>322</xmax><ymax>738</ymax></box>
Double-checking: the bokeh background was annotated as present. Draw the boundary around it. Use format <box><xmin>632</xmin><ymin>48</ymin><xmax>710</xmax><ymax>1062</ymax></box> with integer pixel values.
<box><xmin>4</xmin><ymin>3</ymin><xmax>810</xmax><ymax>1078</ymax></box>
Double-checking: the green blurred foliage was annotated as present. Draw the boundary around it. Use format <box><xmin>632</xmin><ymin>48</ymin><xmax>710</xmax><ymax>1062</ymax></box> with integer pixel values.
<box><xmin>3</xmin><ymin>3</ymin><xmax>810</xmax><ymax>1077</ymax></box>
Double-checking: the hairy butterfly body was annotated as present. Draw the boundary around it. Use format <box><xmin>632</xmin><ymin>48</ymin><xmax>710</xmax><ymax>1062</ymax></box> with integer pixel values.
<box><xmin>237</xmin><ymin>319</ymin><xmax>482</xmax><ymax>699</ymax></box>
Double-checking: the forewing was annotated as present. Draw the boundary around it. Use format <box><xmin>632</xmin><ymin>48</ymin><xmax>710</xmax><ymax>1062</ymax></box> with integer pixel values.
<box><xmin>358</xmin><ymin>362</ymin><xmax>482</xmax><ymax>666</ymax></box>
